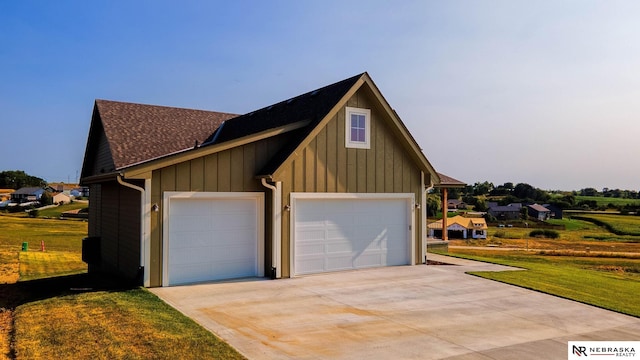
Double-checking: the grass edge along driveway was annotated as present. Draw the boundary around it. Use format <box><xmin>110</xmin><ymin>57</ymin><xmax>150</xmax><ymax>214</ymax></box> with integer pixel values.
<box><xmin>439</xmin><ymin>250</ymin><xmax>640</xmax><ymax>318</ymax></box>
<box><xmin>12</xmin><ymin>284</ymin><xmax>246</xmax><ymax>360</ymax></box>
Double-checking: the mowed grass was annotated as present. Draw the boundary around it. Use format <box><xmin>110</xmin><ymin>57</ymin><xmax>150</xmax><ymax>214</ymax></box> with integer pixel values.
<box><xmin>0</xmin><ymin>215</ymin><xmax>87</xmax><ymax>252</ymax></box>
<box><xmin>14</xmin><ymin>288</ymin><xmax>245</xmax><ymax>360</ymax></box>
<box><xmin>440</xmin><ymin>249</ymin><xmax>640</xmax><ymax>317</ymax></box>
<box><xmin>36</xmin><ymin>202</ymin><xmax>88</xmax><ymax>218</ymax></box>
<box><xmin>18</xmin><ymin>251</ymin><xmax>86</xmax><ymax>281</ymax></box>
<box><xmin>0</xmin><ymin>214</ymin><xmax>246</xmax><ymax>360</ymax></box>
<box><xmin>575</xmin><ymin>195</ymin><xmax>640</xmax><ymax>207</ymax></box>
<box><xmin>573</xmin><ymin>214</ymin><xmax>640</xmax><ymax>236</ymax></box>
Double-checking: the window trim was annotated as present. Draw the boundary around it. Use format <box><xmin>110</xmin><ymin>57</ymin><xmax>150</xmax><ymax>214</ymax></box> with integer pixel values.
<box><xmin>345</xmin><ymin>107</ymin><xmax>371</xmax><ymax>149</ymax></box>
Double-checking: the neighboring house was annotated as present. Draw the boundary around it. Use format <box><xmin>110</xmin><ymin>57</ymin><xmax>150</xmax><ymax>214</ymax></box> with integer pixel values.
<box><xmin>53</xmin><ymin>192</ymin><xmax>72</xmax><ymax>204</ymax></box>
<box><xmin>447</xmin><ymin>199</ymin><xmax>467</xmax><ymax>210</ymax></box>
<box><xmin>0</xmin><ymin>189</ymin><xmax>14</xmax><ymax>202</ymax></box>
<box><xmin>427</xmin><ymin>215</ymin><xmax>487</xmax><ymax>239</ymax></box>
<box><xmin>528</xmin><ymin>203</ymin><xmax>551</xmax><ymax>221</ymax></box>
<box><xmin>487</xmin><ymin>202</ymin><xmax>522</xmax><ymax>221</ymax></box>
<box><xmin>10</xmin><ymin>187</ymin><xmax>45</xmax><ymax>203</ymax></box>
<box><xmin>80</xmin><ymin>72</ymin><xmax>446</xmax><ymax>287</ymax></box>
<box><xmin>49</xmin><ymin>183</ymin><xmax>79</xmax><ymax>195</ymax></box>
<box><xmin>543</xmin><ymin>203</ymin><xmax>563</xmax><ymax>219</ymax></box>
<box><xmin>71</xmin><ymin>187</ymin><xmax>89</xmax><ymax>197</ymax></box>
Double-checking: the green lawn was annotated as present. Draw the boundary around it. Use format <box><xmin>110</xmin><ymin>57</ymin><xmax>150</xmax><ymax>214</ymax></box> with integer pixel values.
<box><xmin>439</xmin><ymin>250</ymin><xmax>640</xmax><ymax>317</ymax></box>
<box><xmin>36</xmin><ymin>202</ymin><xmax>88</xmax><ymax>218</ymax></box>
<box><xmin>0</xmin><ymin>214</ymin><xmax>246</xmax><ymax>360</ymax></box>
<box><xmin>0</xmin><ymin>215</ymin><xmax>86</xmax><ymax>252</ymax></box>
<box><xmin>571</xmin><ymin>214</ymin><xmax>640</xmax><ymax>236</ymax></box>
<box><xmin>14</xmin><ymin>287</ymin><xmax>245</xmax><ymax>360</ymax></box>
<box><xmin>575</xmin><ymin>195</ymin><xmax>640</xmax><ymax>207</ymax></box>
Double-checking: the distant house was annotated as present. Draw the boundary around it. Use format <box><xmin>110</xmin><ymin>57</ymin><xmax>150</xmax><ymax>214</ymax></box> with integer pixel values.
<box><xmin>543</xmin><ymin>204</ymin><xmax>563</xmax><ymax>219</ymax></box>
<box><xmin>0</xmin><ymin>189</ymin><xmax>14</xmax><ymax>202</ymax></box>
<box><xmin>428</xmin><ymin>215</ymin><xmax>488</xmax><ymax>239</ymax></box>
<box><xmin>10</xmin><ymin>187</ymin><xmax>45</xmax><ymax>203</ymax></box>
<box><xmin>53</xmin><ymin>192</ymin><xmax>72</xmax><ymax>204</ymax></box>
<box><xmin>487</xmin><ymin>202</ymin><xmax>522</xmax><ymax>221</ymax></box>
<box><xmin>71</xmin><ymin>187</ymin><xmax>89</xmax><ymax>197</ymax></box>
<box><xmin>447</xmin><ymin>199</ymin><xmax>467</xmax><ymax>210</ymax></box>
<box><xmin>49</xmin><ymin>183</ymin><xmax>79</xmax><ymax>195</ymax></box>
<box><xmin>527</xmin><ymin>204</ymin><xmax>551</xmax><ymax>221</ymax></box>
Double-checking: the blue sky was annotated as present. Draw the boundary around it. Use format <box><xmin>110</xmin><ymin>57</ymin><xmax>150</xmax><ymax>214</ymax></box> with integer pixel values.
<box><xmin>1</xmin><ymin>1</ymin><xmax>639</xmax><ymax>191</ymax></box>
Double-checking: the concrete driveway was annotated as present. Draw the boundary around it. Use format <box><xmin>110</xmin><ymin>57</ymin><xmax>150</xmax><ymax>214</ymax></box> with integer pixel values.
<box><xmin>151</xmin><ymin>254</ymin><xmax>640</xmax><ymax>359</ymax></box>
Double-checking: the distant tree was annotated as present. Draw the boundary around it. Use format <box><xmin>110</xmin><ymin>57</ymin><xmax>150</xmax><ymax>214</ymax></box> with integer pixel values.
<box><xmin>580</xmin><ymin>188</ymin><xmax>599</xmax><ymax>197</ymax></box>
<box><xmin>447</xmin><ymin>187</ymin><xmax>461</xmax><ymax>200</ymax></box>
<box><xmin>0</xmin><ymin>170</ymin><xmax>46</xmax><ymax>189</ymax></box>
<box><xmin>426</xmin><ymin>194</ymin><xmax>441</xmax><ymax>218</ymax></box>
<box><xmin>462</xmin><ymin>194</ymin><xmax>477</xmax><ymax>207</ymax></box>
<box><xmin>561</xmin><ymin>194</ymin><xmax>576</xmax><ymax>206</ymax></box>
<box><xmin>474</xmin><ymin>199</ymin><xmax>488</xmax><ymax>212</ymax></box>
<box><xmin>512</xmin><ymin>183</ymin><xmax>533</xmax><ymax>199</ymax></box>
<box><xmin>39</xmin><ymin>191</ymin><xmax>53</xmax><ymax>206</ymax></box>
<box><xmin>472</xmin><ymin>181</ymin><xmax>493</xmax><ymax>196</ymax></box>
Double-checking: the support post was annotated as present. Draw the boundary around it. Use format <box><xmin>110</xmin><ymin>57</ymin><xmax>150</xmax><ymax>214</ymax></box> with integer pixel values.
<box><xmin>442</xmin><ymin>187</ymin><xmax>448</xmax><ymax>241</ymax></box>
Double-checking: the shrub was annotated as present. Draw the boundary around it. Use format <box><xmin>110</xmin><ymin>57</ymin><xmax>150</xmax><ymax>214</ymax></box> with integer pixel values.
<box><xmin>28</xmin><ymin>209</ymin><xmax>39</xmax><ymax>218</ymax></box>
<box><xmin>529</xmin><ymin>229</ymin><xmax>559</xmax><ymax>238</ymax></box>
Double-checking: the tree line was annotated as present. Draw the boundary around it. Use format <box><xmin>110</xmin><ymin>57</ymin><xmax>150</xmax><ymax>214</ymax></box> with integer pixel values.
<box><xmin>0</xmin><ymin>170</ymin><xmax>47</xmax><ymax>189</ymax></box>
<box><xmin>427</xmin><ymin>181</ymin><xmax>640</xmax><ymax>217</ymax></box>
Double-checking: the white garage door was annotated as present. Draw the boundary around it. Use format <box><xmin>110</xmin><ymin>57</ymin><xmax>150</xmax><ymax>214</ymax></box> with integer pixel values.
<box><xmin>293</xmin><ymin>196</ymin><xmax>411</xmax><ymax>275</ymax></box>
<box><xmin>164</xmin><ymin>193</ymin><xmax>263</xmax><ymax>286</ymax></box>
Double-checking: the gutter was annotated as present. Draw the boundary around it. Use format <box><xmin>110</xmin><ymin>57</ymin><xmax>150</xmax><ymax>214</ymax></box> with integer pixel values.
<box><xmin>117</xmin><ymin>175</ymin><xmax>150</xmax><ymax>286</ymax></box>
<box><xmin>261</xmin><ymin>178</ymin><xmax>282</xmax><ymax>279</ymax></box>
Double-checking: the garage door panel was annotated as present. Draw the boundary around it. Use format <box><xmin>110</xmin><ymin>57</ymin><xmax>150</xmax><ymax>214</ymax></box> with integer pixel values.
<box><xmin>169</xmin><ymin>247</ymin><xmax>213</xmax><ymax>265</ymax></box>
<box><xmin>166</xmin><ymin>194</ymin><xmax>261</xmax><ymax>286</ymax></box>
<box><xmin>326</xmin><ymin>241</ymin><xmax>354</xmax><ymax>254</ymax></box>
<box><xmin>297</xmin><ymin>243</ymin><xmax>325</xmax><ymax>256</ymax></box>
<box><xmin>170</xmin><ymin>216</ymin><xmax>213</xmax><ymax>232</ymax></box>
<box><xmin>354</xmin><ymin>253</ymin><xmax>384</xmax><ymax>268</ymax></box>
<box><xmin>294</xmin><ymin>197</ymin><xmax>410</xmax><ymax>276</ymax></box>
<box><xmin>171</xmin><ymin>200</ymin><xmax>212</xmax><ymax>216</ymax></box>
<box><xmin>170</xmin><ymin>263</ymin><xmax>213</xmax><ymax>285</ymax></box>
<box><xmin>326</xmin><ymin>255</ymin><xmax>354</xmax><ymax>271</ymax></box>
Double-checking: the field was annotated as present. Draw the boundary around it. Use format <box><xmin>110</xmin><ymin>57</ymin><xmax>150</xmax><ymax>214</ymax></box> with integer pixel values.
<box><xmin>438</xmin><ymin>249</ymin><xmax>640</xmax><ymax>317</ymax></box>
<box><xmin>443</xmin><ymin>214</ymin><xmax>640</xmax><ymax>317</ymax></box>
<box><xmin>575</xmin><ymin>195</ymin><xmax>640</xmax><ymax>207</ymax></box>
<box><xmin>0</xmin><ymin>213</ymin><xmax>245</xmax><ymax>360</ymax></box>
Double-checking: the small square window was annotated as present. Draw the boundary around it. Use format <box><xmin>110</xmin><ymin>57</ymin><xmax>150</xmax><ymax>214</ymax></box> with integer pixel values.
<box><xmin>345</xmin><ymin>107</ymin><xmax>370</xmax><ymax>149</ymax></box>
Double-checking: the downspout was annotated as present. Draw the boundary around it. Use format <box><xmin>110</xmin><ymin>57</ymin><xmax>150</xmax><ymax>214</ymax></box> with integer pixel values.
<box><xmin>117</xmin><ymin>175</ymin><xmax>147</xmax><ymax>286</ymax></box>
<box><xmin>261</xmin><ymin>178</ymin><xmax>282</xmax><ymax>279</ymax></box>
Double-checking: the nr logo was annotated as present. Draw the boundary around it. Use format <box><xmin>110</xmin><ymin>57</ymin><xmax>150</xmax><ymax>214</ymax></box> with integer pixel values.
<box><xmin>573</xmin><ymin>345</ymin><xmax>588</xmax><ymax>356</ymax></box>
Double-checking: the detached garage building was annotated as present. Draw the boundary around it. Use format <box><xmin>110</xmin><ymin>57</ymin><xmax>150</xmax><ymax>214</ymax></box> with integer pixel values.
<box><xmin>80</xmin><ymin>72</ymin><xmax>443</xmax><ymax>287</ymax></box>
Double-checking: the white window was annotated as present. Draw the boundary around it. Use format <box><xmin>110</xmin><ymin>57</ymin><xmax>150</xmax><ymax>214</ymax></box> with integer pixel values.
<box><xmin>345</xmin><ymin>107</ymin><xmax>371</xmax><ymax>149</ymax></box>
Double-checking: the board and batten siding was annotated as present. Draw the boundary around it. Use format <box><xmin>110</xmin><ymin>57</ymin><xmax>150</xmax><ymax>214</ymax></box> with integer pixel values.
<box><xmin>276</xmin><ymin>88</ymin><xmax>425</xmax><ymax>277</ymax></box>
<box><xmin>88</xmin><ymin>181</ymin><xmax>141</xmax><ymax>281</ymax></box>
<box><xmin>148</xmin><ymin>136</ymin><xmax>288</xmax><ymax>286</ymax></box>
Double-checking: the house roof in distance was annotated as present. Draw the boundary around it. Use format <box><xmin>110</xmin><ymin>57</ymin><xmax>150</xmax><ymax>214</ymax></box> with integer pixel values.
<box><xmin>428</xmin><ymin>215</ymin><xmax>487</xmax><ymax>230</ymax></box>
<box><xmin>528</xmin><ymin>203</ymin><xmax>551</xmax><ymax>212</ymax></box>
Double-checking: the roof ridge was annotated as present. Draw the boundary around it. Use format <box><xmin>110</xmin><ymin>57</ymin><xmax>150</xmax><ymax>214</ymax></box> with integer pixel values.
<box><xmin>95</xmin><ymin>99</ymin><xmax>239</xmax><ymax>117</ymax></box>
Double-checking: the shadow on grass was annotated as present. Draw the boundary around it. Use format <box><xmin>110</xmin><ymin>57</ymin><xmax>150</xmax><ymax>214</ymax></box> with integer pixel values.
<box><xmin>0</xmin><ymin>273</ymin><xmax>137</xmax><ymax>309</ymax></box>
